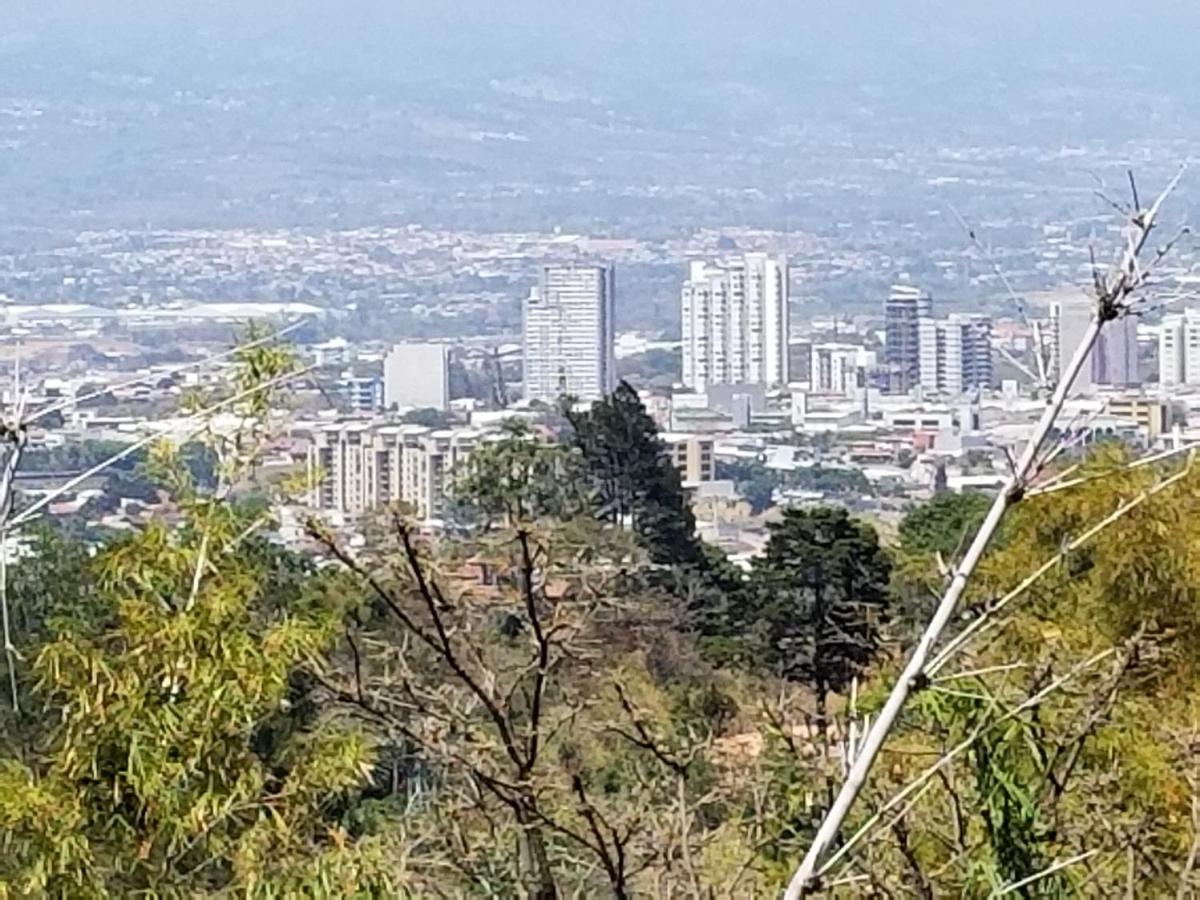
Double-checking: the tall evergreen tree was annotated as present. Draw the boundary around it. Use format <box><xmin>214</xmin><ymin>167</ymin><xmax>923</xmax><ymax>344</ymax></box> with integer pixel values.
<box><xmin>564</xmin><ymin>382</ymin><xmax>703</xmax><ymax>569</ymax></box>
<box><xmin>747</xmin><ymin>507</ymin><xmax>892</xmax><ymax>730</ymax></box>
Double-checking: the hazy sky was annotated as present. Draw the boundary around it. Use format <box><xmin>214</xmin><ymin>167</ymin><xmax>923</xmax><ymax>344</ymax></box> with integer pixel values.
<box><xmin>5</xmin><ymin>1</ymin><xmax>1200</xmax><ymax>78</ymax></box>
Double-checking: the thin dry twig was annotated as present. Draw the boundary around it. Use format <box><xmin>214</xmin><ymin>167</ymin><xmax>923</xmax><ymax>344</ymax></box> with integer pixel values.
<box><xmin>25</xmin><ymin>318</ymin><xmax>309</xmax><ymax>427</ymax></box>
<box><xmin>818</xmin><ymin>647</ymin><xmax>1117</xmax><ymax>880</ymax></box>
<box><xmin>9</xmin><ymin>365</ymin><xmax>315</xmax><ymax>531</ymax></box>
<box><xmin>990</xmin><ymin>849</ymin><xmax>1100</xmax><ymax>897</ymax></box>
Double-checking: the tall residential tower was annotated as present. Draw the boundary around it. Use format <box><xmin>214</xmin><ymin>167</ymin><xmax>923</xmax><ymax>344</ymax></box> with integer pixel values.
<box><xmin>917</xmin><ymin>314</ymin><xmax>993</xmax><ymax>396</ymax></box>
<box><xmin>680</xmin><ymin>253</ymin><xmax>789</xmax><ymax>391</ymax></box>
<box><xmin>523</xmin><ymin>263</ymin><xmax>616</xmax><ymax>403</ymax></box>
<box><xmin>884</xmin><ymin>284</ymin><xmax>932</xmax><ymax>394</ymax></box>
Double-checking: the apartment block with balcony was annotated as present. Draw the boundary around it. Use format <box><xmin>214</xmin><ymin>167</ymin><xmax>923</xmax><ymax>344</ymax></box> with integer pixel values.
<box><xmin>307</xmin><ymin>421</ymin><xmax>482</xmax><ymax>524</ymax></box>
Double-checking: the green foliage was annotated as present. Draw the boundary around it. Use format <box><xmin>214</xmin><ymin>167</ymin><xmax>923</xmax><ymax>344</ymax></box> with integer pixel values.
<box><xmin>899</xmin><ymin>489</ymin><xmax>992</xmax><ymax>558</ymax></box>
<box><xmin>717</xmin><ymin>459</ymin><xmax>872</xmax><ymax>514</ymax></box>
<box><xmin>787</xmin><ymin>464</ymin><xmax>873</xmax><ymax>497</ymax></box>
<box><xmin>565</xmin><ymin>382</ymin><xmax>700</xmax><ymax>560</ymax></box>
<box><xmin>743</xmin><ymin>507</ymin><xmax>892</xmax><ymax>715</ymax></box>
<box><xmin>616</xmin><ymin>347</ymin><xmax>681</xmax><ymax>388</ymax></box>
<box><xmin>716</xmin><ymin>459</ymin><xmax>777</xmax><ymax>514</ymax></box>
<box><xmin>863</xmin><ymin>449</ymin><xmax>1200</xmax><ymax>896</ymax></box>
<box><xmin>0</xmin><ymin>515</ymin><xmax>389</xmax><ymax>895</ymax></box>
<box><xmin>0</xmin><ymin>334</ymin><xmax>393</xmax><ymax>896</ymax></box>
<box><xmin>21</xmin><ymin>439</ymin><xmax>137</xmax><ymax>473</ymax></box>
<box><xmin>399</xmin><ymin>406</ymin><xmax>452</xmax><ymax>428</ymax></box>
<box><xmin>565</xmin><ymin>382</ymin><xmax>752</xmax><ymax>643</ymax></box>
<box><xmin>452</xmin><ymin>418</ymin><xmax>586</xmax><ymax>526</ymax></box>
<box><xmin>14</xmin><ymin>338</ymin><xmax>1200</xmax><ymax>899</ymax></box>
<box><xmin>20</xmin><ymin>439</ymin><xmax>218</xmax><ymax>515</ymax></box>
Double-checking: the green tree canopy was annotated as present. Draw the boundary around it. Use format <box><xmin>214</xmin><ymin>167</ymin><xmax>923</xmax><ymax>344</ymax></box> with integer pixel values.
<box><xmin>745</xmin><ymin>507</ymin><xmax>892</xmax><ymax>727</ymax></box>
<box><xmin>899</xmin><ymin>489</ymin><xmax>993</xmax><ymax>558</ymax></box>
<box><xmin>452</xmin><ymin>418</ymin><xmax>585</xmax><ymax>527</ymax></box>
<box><xmin>0</xmin><ymin>339</ymin><xmax>393</xmax><ymax>896</ymax></box>
<box><xmin>565</xmin><ymin>381</ymin><xmax>704</xmax><ymax>569</ymax></box>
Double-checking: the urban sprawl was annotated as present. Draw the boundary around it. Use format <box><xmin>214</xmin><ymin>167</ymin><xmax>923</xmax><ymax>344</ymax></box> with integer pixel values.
<box><xmin>2</xmin><ymin>242</ymin><xmax>1193</xmax><ymax>566</ymax></box>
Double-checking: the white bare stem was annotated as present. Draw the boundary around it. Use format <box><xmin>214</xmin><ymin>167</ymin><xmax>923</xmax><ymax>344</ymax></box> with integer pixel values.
<box><xmin>1029</xmin><ymin>441</ymin><xmax>1199</xmax><ymax>498</ymax></box>
<box><xmin>818</xmin><ymin>648</ymin><xmax>1116</xmax><ymax>881</ymax></box>
<box><xmin>785</xmin><ymin>170</ymin><xmax>1183</xmax><ymax>898</ymax></box>
<box><xmin>927</xmin><ymin>455</ymin><xmax>1193</xmax><ymax>677</ymax></box>
<box><xmin>951</xmin><ymin>205</ymin><xmax>1050</xmax><ymax>387</ymax></box>
<box><xmin>787</xmin><ymin>318</ymin><xmax>1103</xmax><ymax>897</ymax></box>
<box><xmin>932</xmin><ymin>661</ymin><xmax>1029</xmax><ymax>683</ymax></box>
<box><xmin>0</xmin><ymin>427</ymin><xmax>26</xmax><ymax>714</ymax></box>
<box><xmin>1035</xmin><ymin>398</ymin><xmax>1112</xmax><ymax>475</ymax></box>
<box><xmin>994</xmin><ymin>343</ymin><xmax>1039</xmax><ymax>384</ymax></box>
<box><xmin>0</xmin><ymin>527</ymin><xmax>15</xmax><ymax>714</ymax></box>
<box><xmin>185</xmin><ymin>532</ymin><xmax>210</xmax><ymax>613</ymax></box>
<box><xmin>990</xmin><ymin>849</ymin><xmax>1100</xmax><ymax>897</ymax></box>
<box><xmin>9</xmin><ymin>366</ymin><xmax>313</xmax><ymax>532</ymax></box>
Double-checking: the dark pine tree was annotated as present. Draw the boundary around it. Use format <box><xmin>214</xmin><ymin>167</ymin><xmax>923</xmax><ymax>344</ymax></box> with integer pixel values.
<box><xmin>564</xmin><ymin>381</ymin><xmax>703</xmax><ymax>568</ymax></box>
<box><xmin>564</xmin><ymin>383</ymin><xmax>748</xmax><ymax>641</ymax></box>
<box><xmin>747</xmin><ymin>507</ymin><xmax>892</xmax><ymax>734</ymax></box>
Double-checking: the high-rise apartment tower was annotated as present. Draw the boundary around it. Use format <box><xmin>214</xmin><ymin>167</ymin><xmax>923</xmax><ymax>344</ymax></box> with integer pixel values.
<box><xmin>523</xmin><ymin>264</ymin><xmax>616</xmax><ymax>403</ymax></box>
<box><xmin>917</xmin><ymin>314</ymin><xmax>993</xmax><ymax>396</ymax></box>
<box><xmin>681</xmin><ymin>253</ymin><xmax>789</xmax><ymax>390</ymax></box>
<box><xmin>884</xmin><ymin>284</ymin><xmax>932</xmax><ymax>394</ymax></box>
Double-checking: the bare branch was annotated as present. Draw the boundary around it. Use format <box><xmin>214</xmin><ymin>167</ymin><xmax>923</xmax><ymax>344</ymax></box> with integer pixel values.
<box><xmin>817</xmin><ymin>646</ymin><xmax>1117</xmax><ymax>880</ymax></box>
<box><xmin>1030</xmin><ymin>440</ymin><xmax>1198</xmax><ymax>499</ymax></box>
<box><xmin>950</xmin><ymin>205</ymin><xmax>1049</xmax><ymax>387</ymax></box>
<box><xmin>991</xmin><ymin>849</ymin><xmax>1099</xmax><ymax>897</ymax></box>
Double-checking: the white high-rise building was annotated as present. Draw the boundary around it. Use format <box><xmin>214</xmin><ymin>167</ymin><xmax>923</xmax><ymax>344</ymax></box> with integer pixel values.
<box><xmin>523</xmin><ymin>264</ymin><xmax>616</xmax><ymax>403</ymax></box>
<box><xmin>384</xmin><ymin>342</ymin><xmax>450</xmax><ymax>411</ymax></box>
<box><xmin>681</xmin><ymin>253</ymin><xmax>789</xmax><ymax>390</ymax></box>
<box><xmin>1159</xmin><ymin>311</ymin><xmax>1200</xmax><ymax>387</ymax></box>
<box><xmin>884</xmin><ymin>284</ymin><xmax>933</xmax><ymax>394</ymax></box>
<box><xmin>918</xmin><ymin>314</ymin><xmax>993</xmax><ymax>396</ymax></box>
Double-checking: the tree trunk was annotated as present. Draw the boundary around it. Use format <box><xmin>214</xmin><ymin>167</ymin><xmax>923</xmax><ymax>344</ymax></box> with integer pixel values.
<box><xmin>516</xmin><ymin>798</ymin><xmax>558</xmax><ymax>900</ymax></box>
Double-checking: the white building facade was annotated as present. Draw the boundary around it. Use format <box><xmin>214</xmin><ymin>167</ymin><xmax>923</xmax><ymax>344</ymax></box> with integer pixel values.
<box><xmin>681</xmin><ymin>253</ymin><xmax>789</xmax><ymax>391</ymax></box>
<box><xmin>383</xmin><ymin>342</ymin><xmax>450</xmax><ymax>411</ymax></box>
<box><xmin>809</xmin><ymin>343</ymin><xmax>874</xmax><ymax>396</ymax></box>
<box><xmin>918</xmin><ymin>314</ymin><xmax>992</xmax><ymax>396</ymax></box>
<box><xmin>522</xmin><ymin>264</ymin><xmax>616</xmax><ymax>403</ymax></box>
<box><xmin>307</xmin><ymin>422</ymin><xmax>481</xmax><ymax>523</ymax></box>
<box><xmin>1159</xmin><ymin>311</ymin><xmax>1200</xmax><ymax>387</ymax></box>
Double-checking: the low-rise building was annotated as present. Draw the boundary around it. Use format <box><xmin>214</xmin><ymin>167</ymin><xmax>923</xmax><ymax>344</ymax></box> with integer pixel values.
<box><xmin>661</xmin><ymin>432</ymin><xmax>716</xmax><ymax>485</ymax></box>
<box><xmin>306</xmin><ymin>421</ymin><xmax>481</xmax><ymax>523</ymax></box>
